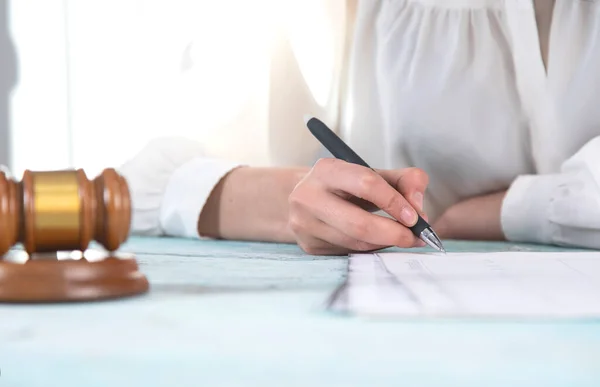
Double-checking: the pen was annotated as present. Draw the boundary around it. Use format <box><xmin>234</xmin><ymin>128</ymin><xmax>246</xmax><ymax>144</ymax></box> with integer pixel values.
<box><xmin>304</xmin><ymin>115</ymin><xmax>446</xmax><ymax>254</ymax></box>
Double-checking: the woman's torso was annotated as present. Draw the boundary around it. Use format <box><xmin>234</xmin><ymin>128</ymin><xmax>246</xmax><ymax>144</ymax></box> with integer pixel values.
<box><xmin>341</xmin><ymin>0</ymin><xmax>600</xmax><ymax>220</ymax></box>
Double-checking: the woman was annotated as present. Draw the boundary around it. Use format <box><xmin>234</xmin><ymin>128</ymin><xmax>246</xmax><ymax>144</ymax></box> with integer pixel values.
<box><xmin>120</xmin><ymin>0</ymin><xmax>600</xmax><ymax>255</ymax></box>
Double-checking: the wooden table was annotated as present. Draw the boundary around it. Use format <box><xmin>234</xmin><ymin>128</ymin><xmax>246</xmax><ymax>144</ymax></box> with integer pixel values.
<box><xmin>1</xmin><ymin>237</ymin><xmax>599</xmax><ymax>387</ymax></box>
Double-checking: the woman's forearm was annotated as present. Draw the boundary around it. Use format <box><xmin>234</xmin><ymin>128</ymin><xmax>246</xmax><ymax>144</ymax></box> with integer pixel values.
<box><xmin>197</xmin><ymin>166</ymin><xmax>310</xmax><ymax>243</ymax></box>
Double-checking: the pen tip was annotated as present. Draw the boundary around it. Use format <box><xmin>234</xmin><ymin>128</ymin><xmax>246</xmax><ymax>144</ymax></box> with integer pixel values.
<box><xmin>303</xmin><ymin>114</ymin><xmax>314</xmax><ymax>126</ymax></box>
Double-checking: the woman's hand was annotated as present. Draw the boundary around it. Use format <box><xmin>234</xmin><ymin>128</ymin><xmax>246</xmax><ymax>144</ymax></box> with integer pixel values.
<box><xmin>288</xmin><ymin>158</ymin><xmax>429</xmax><ymax>255</ymax></box>
<box><xmin>433</xmin><ymin>190</ymin><xmax>507</xmax><ymax>241</ymax></box>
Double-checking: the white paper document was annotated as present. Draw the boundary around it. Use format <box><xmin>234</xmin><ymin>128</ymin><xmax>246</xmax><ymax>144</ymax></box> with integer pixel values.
<box><xmin>328</xmin><ymin>252</ymin><xmax>600</xmax><ymax>318</ymax></box>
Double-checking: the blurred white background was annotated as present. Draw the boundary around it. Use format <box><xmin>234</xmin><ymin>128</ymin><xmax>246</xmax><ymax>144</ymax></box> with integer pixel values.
<box><xmin>3</xmin><ymin>0</ymin><xmax>346</xmax><ymax>178</ymax></box>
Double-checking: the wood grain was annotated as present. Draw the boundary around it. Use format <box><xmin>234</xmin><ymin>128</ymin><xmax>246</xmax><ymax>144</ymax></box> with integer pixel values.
<box><xmin>0</xmin><ymin>251</ymin><xmax>149</xmax><ymax>303</ymax></box>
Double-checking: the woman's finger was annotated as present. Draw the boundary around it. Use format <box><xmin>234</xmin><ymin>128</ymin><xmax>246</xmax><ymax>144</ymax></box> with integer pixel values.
<box><xmin>289</xmin><ymin>207</ymin><xmax>389</xmax><ymax>254</ymax></box>
<box><xmin>294</xmin><ymin>235</ymin><xmax>349</xmax><ymax>256</ymax></box>
<box><xmin>312</xmin><ymin>158</ymin><xmax>420</xmax><ymax>228</ymax></box>
<box><xmin>293</xmin><ymin>186</ymin><xmax>419</xmax><ymax>248</ymax></box>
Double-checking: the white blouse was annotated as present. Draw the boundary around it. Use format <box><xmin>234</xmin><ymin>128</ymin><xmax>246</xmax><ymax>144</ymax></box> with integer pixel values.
<box><xmin>119</xmin><ymin>0</ymin><xmax>600</xmax><ymax>249</ymax></box>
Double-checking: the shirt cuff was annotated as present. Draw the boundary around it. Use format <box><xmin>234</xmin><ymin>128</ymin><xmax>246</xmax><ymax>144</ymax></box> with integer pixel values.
<box><xmin>500</xmin><ymin>173</ymin><xmax>567</xmax><ymax>244</ymax></box>
<box><xmin>159</xmin><ymin>158</ymin><xmax>243</xmax><ymax>238</ymax></box>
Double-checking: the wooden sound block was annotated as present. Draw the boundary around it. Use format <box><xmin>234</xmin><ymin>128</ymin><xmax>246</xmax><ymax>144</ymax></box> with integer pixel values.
<box><xmin>0</xmin><ymin>250</ymin><xmax>149</xmax><ymax>303</ymax></box>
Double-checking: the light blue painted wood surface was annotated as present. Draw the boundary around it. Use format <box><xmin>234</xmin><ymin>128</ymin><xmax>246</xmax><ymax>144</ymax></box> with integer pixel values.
<box><xmin>1</xmin><ymin>237</ymin><xmax>599</xmax><ymax>387</ymax></box>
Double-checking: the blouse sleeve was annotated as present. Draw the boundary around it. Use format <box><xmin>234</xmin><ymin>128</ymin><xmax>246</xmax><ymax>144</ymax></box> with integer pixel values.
<box><xmin>118</xmin><ymin>1</ymin><xmax>353</xmax><ymax>239</ymax></box>
<box><xmin>118</xmin><ymin>137</ymin><xmax>242</xmax><ymax>238</ymax></box>
<box><xmin>501</xmin><ymin>136</ymin><xmax>600</xmax><ymax>249</ymax></box>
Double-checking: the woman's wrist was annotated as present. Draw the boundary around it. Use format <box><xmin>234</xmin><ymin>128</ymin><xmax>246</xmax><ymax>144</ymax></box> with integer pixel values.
<box><xmin>197</xmin><ymin>166</ymin><xmax>310</xmax><ymax>243</ymax></box>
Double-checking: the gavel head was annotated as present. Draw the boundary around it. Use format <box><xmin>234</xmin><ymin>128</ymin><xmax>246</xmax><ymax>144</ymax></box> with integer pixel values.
<box><xmin>0</xmin><ymin>168</ymin><xmax>131</xmax><ymax>257</ymax></box>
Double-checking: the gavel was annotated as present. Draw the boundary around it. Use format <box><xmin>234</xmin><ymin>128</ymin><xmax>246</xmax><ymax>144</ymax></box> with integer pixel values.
<box><xmin>0</xmin><ymin>168</ymin><xmax>130</xmax><ymax>256</ymax></box>
<box><xmin>0</xmin><ymin>168</ymin><xmax>148</xmax><ymax>303</ymax></box>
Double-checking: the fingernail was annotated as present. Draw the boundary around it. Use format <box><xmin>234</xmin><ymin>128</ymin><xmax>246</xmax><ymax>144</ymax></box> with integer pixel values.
<box><xmin>417</xmin><ymin>240</ymin><xmax>426</xmax><ymax>247</ymax></box>
<box><xmin>401</xmin><ymin>207</ymin><xmax>418</xmax><ymax>225</ymax></box>
<box><xmin>413</xmin><ymin>192</ymin><xmax>424</xmax><ymax>211</ymax></box>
